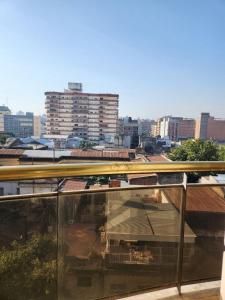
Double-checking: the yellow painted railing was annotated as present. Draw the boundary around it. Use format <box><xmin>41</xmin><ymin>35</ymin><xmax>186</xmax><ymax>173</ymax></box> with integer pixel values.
<box><xmin>0</xmin><ymin>161</ymin><xmax>225</xmax><ymax>181</ymax></box>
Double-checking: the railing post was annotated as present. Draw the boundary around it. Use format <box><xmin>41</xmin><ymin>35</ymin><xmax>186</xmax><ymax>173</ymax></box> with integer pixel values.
<box><xmin>176</xmin><ymin>173</ymin><xmax>187</xmax><ymax>295</ymax></box>
<box><xmin>57</xmin><ymin>192</ymin><xmax>60</xmax><ymax>300</ymax></box>
<box><xmin>57</xmin><ymin>192</ymin><xmax>63</xmax><ymax>300</ymax></box>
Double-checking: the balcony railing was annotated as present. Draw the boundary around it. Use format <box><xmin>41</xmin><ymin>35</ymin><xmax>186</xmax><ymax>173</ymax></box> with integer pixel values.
<box><xmin>0</xmin><ymin>161</ymin><xmax>225</xmax><ymax>300</ymax></box>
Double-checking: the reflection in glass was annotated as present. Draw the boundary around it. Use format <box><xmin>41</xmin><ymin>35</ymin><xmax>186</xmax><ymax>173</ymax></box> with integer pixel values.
<box><xmin>0</xmin><ymin>196</ymin><xmax>57</xmax><ymax>300</ymax></box>
<box><xmin>183</xmin><ymin>186</ymin><xmax>225</xmax><ymax>282</ymax></box>
<box><xmin>59</xmin><ymin>187</ymin><xmax>183</xmax><ymax>299</ymax></box>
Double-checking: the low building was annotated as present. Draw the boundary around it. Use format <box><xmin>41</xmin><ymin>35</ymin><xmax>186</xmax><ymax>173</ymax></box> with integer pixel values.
<box><xmin>119</xmin><ymin>117</ymin><xmax>139</xmax><ymax>148</ymax></box>
<box><xmin>4</xmin><ymin>112</ymin><xmax>34</xmax><ymax>138</ymax></box>
<box><xmin>4</xmin><ymin>137</ymin><xmax>51</xmax><ymax>150</ymax></box>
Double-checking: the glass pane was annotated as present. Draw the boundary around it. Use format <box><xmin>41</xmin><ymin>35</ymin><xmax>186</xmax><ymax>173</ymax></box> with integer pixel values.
<box><xmin>58</xmin><ymin>187</ymin><xmax>183</xmax><ymax>299</ymax></box>
<box><xmin>0</xmin><ymin>195</ymin><xmax>58</xmax><ymax>300</ymax></box>
<box><xmin>182</xmin><ymin>185</ymin><xmax>225</xmax><ymax>282</ymax></box>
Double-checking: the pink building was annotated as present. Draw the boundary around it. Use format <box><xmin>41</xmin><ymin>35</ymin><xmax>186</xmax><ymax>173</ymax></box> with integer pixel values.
<box><xmin>195</xmin><ymin>113</ymin><xmax>225</xmax><ymax>142</ymax></box>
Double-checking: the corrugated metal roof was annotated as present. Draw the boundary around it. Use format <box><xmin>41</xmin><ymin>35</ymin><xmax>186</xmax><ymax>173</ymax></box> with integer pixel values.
<box><xmin>165</xmin><ymin>187</ymin><xmax>225</xmax><ymax>213</ymax></box>
<box><xmin>71</xmin><ymin>149</ymin><xmax>130</xmax><ymax>159</ymax></box>
<box><xmin>23</xmin><ymin>149</ymin><xmax>72</xmax><ymax>158</ymax></box>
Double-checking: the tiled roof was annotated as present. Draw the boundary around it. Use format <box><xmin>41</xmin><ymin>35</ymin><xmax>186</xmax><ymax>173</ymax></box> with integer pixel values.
<box><xmin>62</xmin><ymin>180</ymin><xmax>87</xmax><ymax>191</ymax></box>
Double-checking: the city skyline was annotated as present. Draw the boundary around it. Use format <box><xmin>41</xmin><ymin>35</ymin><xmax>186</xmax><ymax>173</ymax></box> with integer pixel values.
<box><xmin>1</xmin><ymin>1</ymin><xmax>225</xmax><ymax>119</ymax></box>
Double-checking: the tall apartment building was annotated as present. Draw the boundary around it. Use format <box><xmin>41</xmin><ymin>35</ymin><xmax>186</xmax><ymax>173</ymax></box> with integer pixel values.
<box><xmin>195</xmin><ymin>113</ymin><xmax>225</xmax><ymax>142</ymax></box>
<box><xmin>158</xmin><ymin>116</ymin><xmax>195</xmax><ymax>141</ymax></box>
<box><xmin>45</xmin><ymin>83</ymin><xmax>119</xmax><ymax>142</ymax></box>
<box><xmin>0</xmin><ymin>106</ymin><xmax>11</xmax><ymax>132</ymax></box>
<box><xmin>4</xmin><ymin>112</ymin><xmax>34</xmax><ymax>137</ymax></box>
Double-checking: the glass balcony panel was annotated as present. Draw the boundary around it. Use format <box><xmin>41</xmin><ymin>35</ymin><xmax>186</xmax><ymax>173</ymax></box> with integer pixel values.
<box><xmin>182</xmin><ymin>185</ymin><xmax>225</xmax><ymax>283</ymax></box>
<box><xmin>0</xmin><ymin>195</ymin><xmax>57</xmax><ymax>300</ymax></box>
<box><xmin>58</xmin><ymin>186</ymin><xmax>183</xmax><ymax>299</ymax></box>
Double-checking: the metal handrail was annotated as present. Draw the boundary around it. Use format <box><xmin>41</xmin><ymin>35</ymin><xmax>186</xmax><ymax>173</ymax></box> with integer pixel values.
<box><xmin>0</xmin><ymin>161</ymin><xmax>225</xmax><ymax>181</ymax></box>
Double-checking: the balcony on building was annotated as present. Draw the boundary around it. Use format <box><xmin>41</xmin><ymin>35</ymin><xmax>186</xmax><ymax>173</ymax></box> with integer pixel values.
<box><xmin>0</xmin><ymin>160</ymin><xmax>225</xmax><ymax>300</ymax></box>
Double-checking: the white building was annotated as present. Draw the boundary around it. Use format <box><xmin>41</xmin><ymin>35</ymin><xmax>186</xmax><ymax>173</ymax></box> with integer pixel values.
<box><xmin>45</xmin><ymin>82</ymin><xmax>119</xmax><ymax>143</ymax></box>
<box><xmin>0</xmin><ymin>105</ymin><xmax>11</xmax><ymax>133</ymax></box>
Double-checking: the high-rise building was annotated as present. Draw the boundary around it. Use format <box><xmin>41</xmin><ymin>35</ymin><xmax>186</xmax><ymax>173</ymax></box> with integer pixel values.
<box><xmin>195</xmin><ymin>113</ymin><xmax>225</xmax><ymax>142</ymax></box>
<box><xmin>4</xmin><ymin>112</ymin><xmax>34</xmax><ymax>137</ymax></box>
<box><xmin>45</xmin><ymin>82</ymin><xmax>119</xmax><ymax>142</ymax></box>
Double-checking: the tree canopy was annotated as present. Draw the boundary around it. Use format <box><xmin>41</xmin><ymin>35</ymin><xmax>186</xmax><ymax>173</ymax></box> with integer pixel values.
<box><xmin>168</xmin><ymin>139</ymin><xmax>220</xmax><ymax>161</ymax></box>
<box><xmin>168</xmin><ymin>140</ymin><xmax>221</xmax><ymax>182</ymax></box>
<box><xmin>79</xmin><ymin>140</ymin><xmax>97</xmax><ymax>150</ymax></box>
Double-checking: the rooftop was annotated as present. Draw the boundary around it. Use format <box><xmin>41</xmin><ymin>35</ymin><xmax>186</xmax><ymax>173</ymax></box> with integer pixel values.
<box><xmin>146</xmin><ymin>155</ymin><xmax>170</xmax><ymax>162</ymax></box>
<box><xmin>62</xmin><ymin>179</ymin><xmax>87</xmax><ymax>191</ymax></box>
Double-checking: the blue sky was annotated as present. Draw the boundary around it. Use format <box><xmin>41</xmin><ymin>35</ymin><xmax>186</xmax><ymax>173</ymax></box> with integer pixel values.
<box><xmin>1</xmin><ymin>0</ymin><xmax>225</xmax><ymax>119</ymax></box>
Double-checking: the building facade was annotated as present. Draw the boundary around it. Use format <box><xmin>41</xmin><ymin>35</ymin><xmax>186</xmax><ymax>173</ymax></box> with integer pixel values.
<box><xmin>195</xmin><ymin>113</ymin><xmax>225</xmax><ymax>142</ymax></box>
<box><xmin>158</xmin><ymin>116</ymin><xmax>195</xmax><ymax>141</ymax></box>
<box><xmin>45</xmin><ymin>83</ymin><xmax>119</xmax><ymax>143</ymax></box>
<box><xmin>33</xmin><ymin>116</ymin><xmax>41</xmax><ymax>137</ymax></box>
<box><xmin>0</xmin><ymin>106</ymin><xmax>11</xmax><ymax>133</ymax></box>
<box><xmin>138</xmin><ymin>119</ymin><xmax>154</xmax><ymax>136</ymax></box>
<box><xmin>119</xmin><ymin>117</ymin><xmax>139</xmax><ymax>148</ymax></box>
<box><xmin>4</xmin><ymin>112</ymin><xmax>34</xmax><ymax>138</ymax></box>
<box><xmin>151</xmin><ymin>120</ymin><xmax>161</xmax><ymax>137</ymax></box>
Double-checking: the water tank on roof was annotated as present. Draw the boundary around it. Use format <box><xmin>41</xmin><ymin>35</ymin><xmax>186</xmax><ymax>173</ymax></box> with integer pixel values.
<box><xmin>68</xmin><ymin>82</ymin><xmax>82</xmax><ymax>92</ymax></box>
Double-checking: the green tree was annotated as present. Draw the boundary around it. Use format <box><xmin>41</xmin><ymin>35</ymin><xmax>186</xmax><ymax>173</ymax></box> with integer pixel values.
<box><xmin>79</xmin><ymin>140</ymin><xmax>96</xmax><ymax>150</ymax></box>
<box><xmin>219</xmin><ymin>146</ymin><xmax>225</xmax><ymax>161</ymax></box>
<box><xmin>0</xmin><ymin>133</ymin><xmax>14</xmax><ymax>144</ymax></box>
<box><xmin>168</xmin><ymin>139</ymin><xmax>220</xmax><ymax>182</ymax></box>
<box><xmin>0</xmin><ymin>234</ymin><xmax>57</xmax><ymax>300</ymax></box>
